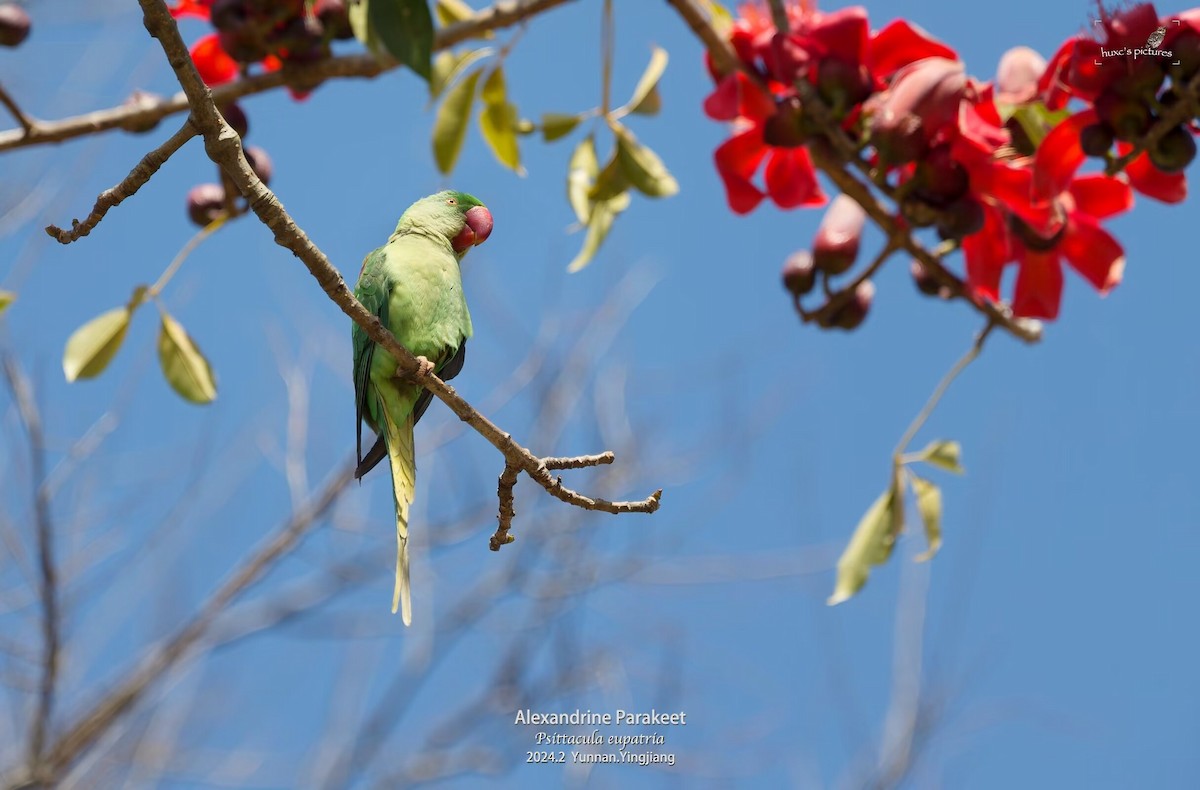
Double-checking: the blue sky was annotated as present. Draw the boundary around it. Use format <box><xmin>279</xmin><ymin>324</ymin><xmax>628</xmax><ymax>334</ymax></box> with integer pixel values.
<box><xmin>2</xmin><ymin>0</ymin><xmax>1199</xmax><ymax>787</ymax></box>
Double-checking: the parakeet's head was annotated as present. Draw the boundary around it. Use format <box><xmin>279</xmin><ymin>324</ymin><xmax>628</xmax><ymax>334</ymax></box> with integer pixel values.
<box><xmin>396</xmin><ymin>190</ymin><xmax>493</xmax><ymax>254</ymax></box>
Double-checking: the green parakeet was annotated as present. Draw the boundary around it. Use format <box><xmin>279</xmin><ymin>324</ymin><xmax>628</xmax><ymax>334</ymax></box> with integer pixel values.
<box><xmin>352</xmin><ymin>190</ymin><xmax>494</xmax><ymax>625</ymax></box>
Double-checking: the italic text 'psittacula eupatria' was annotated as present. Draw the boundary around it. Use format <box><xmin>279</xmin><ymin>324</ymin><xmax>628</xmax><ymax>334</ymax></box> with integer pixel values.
<box><xmin>352</xmin><ymin>191</ymin><xmax>494</xmax><ymax>625</ymax></box>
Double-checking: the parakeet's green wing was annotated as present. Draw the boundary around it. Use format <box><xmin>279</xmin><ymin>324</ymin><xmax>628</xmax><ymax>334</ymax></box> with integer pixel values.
<box><xmin>353</xmin><ymin>247</ymin><xmax>390</xmax><ymax>470</ymax></box>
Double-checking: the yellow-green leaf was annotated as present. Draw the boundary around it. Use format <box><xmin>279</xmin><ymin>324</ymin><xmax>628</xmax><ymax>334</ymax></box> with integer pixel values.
<box><xmin>349</xmin><ymin>0</ymin><xmax>379</xmax><ymax>53</ymax></box>
<box><xmin>429</xmin><ymin>47</ymin><xmax>492</xmax><ymax>101</ymax></box>
<box><xmin>63</xmin><ymin>307</ymin><xmax>131</xmax><ymax>382</ymax></box>
<box><xmin>915</xmin><ymin>439</ymin><xmax>965</xmax><ymax>474</ymax></box>
<box><xmin>567</xmin><ymin>134</ymin><xmax>599</xmax><ymax>225</ymax></box>
<box><xmin>435</xmin><ymin>0</ymin><xmax>476</xmax><ymax>25</ymax></box>
<box><xmin>589</xmin><ymin>151</ymin><xmax>629</xmax><ymax>203</ymax></box>
<box><xmin>625</xmin><ymin>46</ymin><xmax>668</xmax><ymax>116</ymax></box>
<box><xmin>568</xmin><ymin>196</ymin><xmax>624</xmax><ymax>273</ymax></box>
<box><xmin>910</xmin><ymin>473</ymin><xmax>943</xmax><ymax>562</ymax></box>
<box><xmin>0</xmin><ymin>290</ymin><xmax>15</xmax><ymax>315</ymax></box>
<box><xmin>542</xmin><ymin>112</ymin><xmax>583</xmax><ymax>142</ymax></box>
<box><xmin>613</xmin><ymin>123</ymin><xmax>678</xmax><ymax>198</ymax></box>
<box><xmin>478</xmin><ymin>68</ymin><xmax>523</xmax><ymax>173</ymax></box>
<box><xmin>432</xmin><ymin>66</ymin><xmax>482</xmax><ymax>174</ymax></box>
<box><xmin>699</xmin><ymin>0</ymin><xmax>733</xmax><ymax>36</ymax></box>
<box><xmin>828</xmin><ymin>487</ymin><xmax>900</xmax><ymax>605</ymax></box>
<box><xmin>157</xmin><ymin>311</ymin><xmax>217</xmax><ymax>404</ymax></box>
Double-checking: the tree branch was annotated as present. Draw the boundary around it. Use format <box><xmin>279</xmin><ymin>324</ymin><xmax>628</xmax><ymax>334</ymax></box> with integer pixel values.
<box><xmin>0</xmin><ymin>357</ymin><xmax>60</xmax><ymax>783</ymax></box>
<box><xmin>41</xmin><ymin>458</ymin><xmax>356</xmax><ymax>781</ymax></box>
<box><xmin>0</xmin><ymin>0</ymin><xmax>577</xmax><ymax>154</ymax></box>
<box><xmin>0</xmin><ymin>82</ymin><xmax>33</xmax><ymax>135</ymax></box>
<box><xmin>44</xmin><ymin>119</ymin><xmax>198</xmax><ymax>243</ymax></box>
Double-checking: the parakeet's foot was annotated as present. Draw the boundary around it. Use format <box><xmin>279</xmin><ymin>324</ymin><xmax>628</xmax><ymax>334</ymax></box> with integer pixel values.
<box><xmin>396</xmin><ymin>355</ymin><xmax>437</xmax><ymax>383</ymax></box>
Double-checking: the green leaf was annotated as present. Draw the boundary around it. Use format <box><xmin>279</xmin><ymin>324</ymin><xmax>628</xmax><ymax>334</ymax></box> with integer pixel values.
<box><xmin>369</xmin><ymin>0</ymin><xmax>434</xmax><ymax>80</ymax></box>
<box><xmin>0</xmin><ymin>290</ymin><xmax>15</xmax><ymax>315</ymax></box>
<box><xmin>349</xmin><ymin>0</ymin><xmax>380</xmax><ymax>54</ymax></box>
<box><xmin>567</xmin><ymin>195</ymin><xmax>626</xmax><ymax>273</ymax></box>
<box><xmin>910</xmin><ymin>473</ymin><xmax>943</xmax><ymax>562</ymax></box>
<box><xmin>914</xmin><ymin>439</ymin><xmax>965</xmax><ymax>474</ymax></box>
<box><xmin>1012</xmin><ymin>102</ymin><xmax>1071</xmax><ymax>149</ymax></box>
<box><xmin>828</xmin><ymin>486</ymin><xmax>901</xmax><ymax>605</ymax></box>
<box><xmin>432</xmin><ymin>66</ymin><xmax>482</xmax><ymax>174</ymax></box>
<box><xmin>435</xmin><ymin>0</ymin><xmax>477</xmax><ymax>25</ymax></box>
<box><xmin>567</xmin><ymin>135</ymin><xmax>599</xmax><ymax>225</ymax></box>
<box><xmin>612</xmin><ymin>123</ymin><xmax>678</xmax><ymax>198</ymax></box>
<box><xmin>541</xmin><ymin>112</ymin><xmax>583</xmax><ymax>142</ymax></box>
<box><xmin>478</xmin><ymin>67</ymin><xmax>523</xmax><ymax>173</ymax></box>
<box><xmin>429</xmin><ymin>47</ymin><xmax>492</xmax><ymax>101</ymax></box>
<box><xmin>63</xmin><ymin>307</ymin><xmax>132</xmax><ymax>382</ymax></box>
<box><xmin>589</xmin><ymin>151</ymin><xmax>630</xmax><ymax>203</ymax></box>
<box><xmin>157</xmin><ymin>310</ymin><xmax>217</xmax><ymax>404</ymax></box>
<box><xmin>625</xmin><ymin>46</ymin><xmax>668</xmax><ymax>116</ymax></box>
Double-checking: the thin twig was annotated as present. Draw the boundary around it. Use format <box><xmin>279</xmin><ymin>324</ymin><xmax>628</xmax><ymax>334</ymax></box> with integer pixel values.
<box><xmin>44</xmin><ymin>118</ymin><xmax>198</xmax><ymax>243</ymax></box>
<box><xmin>42</xmin><ymin>459</ymin><xmax>356</xmax><ymax>780</ymax></box>
<box><xmin>543</xmin><ymin>452</ymin><xmax>614</xmax><ymax>470</ymax></box>
<box><xmin>0</xmin><ymin>0</ymin><xmax>577</xmax><ymax>154</ymax></box>
<box><xmin>0</xmin><ymin>82</ymin><xmax>34</xmax><ymax>134</ymax></box>
<box><xmin>0</xmin><ymin>357</ymin><xmax>59</xmax><ymax>780</ymax></box>
<box><xmin>491</xmin><ymin>463</ymin><xmax>520</xmax><ymax>551</ymax></box>
<box><xmin>894</xmin><ymin>321</ymin><xmax>996</xmax><ymax>457</ymax></box>
<box><xmin>148</xmin><ymin>215</ymin><xmax>227</xmax><ymax>297</ymax></box>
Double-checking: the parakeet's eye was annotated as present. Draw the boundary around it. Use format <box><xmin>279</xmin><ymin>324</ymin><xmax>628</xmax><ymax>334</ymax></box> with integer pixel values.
<box><xmin>446</xmin><ymin>197</ymin><xmax>457</xmax><ymax>205</ymax></box>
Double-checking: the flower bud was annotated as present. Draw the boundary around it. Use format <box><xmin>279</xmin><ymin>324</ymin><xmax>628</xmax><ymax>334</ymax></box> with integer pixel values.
<box><xmin>866</xmin><ymin>57</ymin><xmax>966</xmax><ymax>165</ymax></box>
<box><xmin>762</xmin><ymin>95</ymin><xmax>808</xmax><ymax>148</ymax></box>
<box><xmin>812</xmin><ymin>195</ymin><xmax>866</xmax><ymax>275</ymax></box>
<box><xmin>0</xmin><ymin>3</ymin><xmax>30</xmax><ymax>48</ymax></box>
<box><xmin>995</xmin><ymin>46</ymin><xmax>1046</xmax><ymax>104</ymax></box>
<box><xmin>826</xmin><ymin>280</ymin><xmax>874</xmax><ymax>330</ymax></box>
<box><xmin>912</xmin><ymin>144</ymin><xmax>968</xmax><ymax>207</ymax></box>
<box><xmin>244</xmin><ymin>145</ymin><xmax>273</xmax><ymax>185</ymax></box>
<box><xmin>220</xmin><ymin>101</ymin><xmax>249</xmax><ymax>138</ymax></box>
<box><xmin>781</xmin><ymin>251</ymin><xmax>817</xmax><ymax>296</ymax></box>
<box><xmin>1149</xmin><ymin>125</ymin><xmax>1197</xmax><ymax>173</ymax></box>
<box><xmin>315</xmin><ymin>0</ymin><xmax>354</xmax><ymax>40</ymax></box>
<box><xmin>935</xmin><ymin>197</ymin><xmax>984</xmax><ymax>241</ymax></box>
<box><xmin>119</xmin><ymin>90</ymin><xmax>162</xmax><ymax>134</ymax></box>
<box><xmin>187</xmin><ymin>183</ymin><xmax>226</xmax><ymax>227</ymax></box>
<box><xmin>910</xmin><ymin>261</ymin><xmax>949</xmax><ymax>298</ymax></box>
<box><xmin>1079</xmin><ymin>122</ymin><xmax>1114</xmax><ymax>157</ymax></box>
<box><xmin>1095</xmin><ymin>91</ymin><xmax>1151</xmax><ymax>142</ymax></box>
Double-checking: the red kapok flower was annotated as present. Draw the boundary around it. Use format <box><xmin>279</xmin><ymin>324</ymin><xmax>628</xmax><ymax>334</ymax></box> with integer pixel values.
<box><xmin>190</xmin><ymin>33</ymin><xmax>239</xmax><ymax>86</ymax></box>
<box><xmin>169</xmin><ymin>0</ymin><xmax>213</xmax><ymax>20</ymax></box>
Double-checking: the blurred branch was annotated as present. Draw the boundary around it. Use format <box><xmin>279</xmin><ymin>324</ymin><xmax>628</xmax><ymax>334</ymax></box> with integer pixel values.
<box><xmin>0</xmin><ymin>358</ymin><xmax>60</xmax><ymax>782</ymax></box>
<box><xmin>0</xmin><ymin>0</ymin><xmax>577</xmax><ymax>154</ymax></box>
<box><xmin>38</xmin><ymin>459</ymin><xmax>356</xmax><ymax>783</ymax></box>
<box><xmin>44</xmin><ymin>118</ymin><xmax>198</xmax><ymax>243</ymax></box>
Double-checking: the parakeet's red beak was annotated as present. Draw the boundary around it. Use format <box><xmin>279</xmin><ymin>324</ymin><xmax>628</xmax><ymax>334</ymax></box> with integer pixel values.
<box><xmin>452</xmin><ymin>206</ymin><xmax>494</xmax><ymax>252</ymax></box>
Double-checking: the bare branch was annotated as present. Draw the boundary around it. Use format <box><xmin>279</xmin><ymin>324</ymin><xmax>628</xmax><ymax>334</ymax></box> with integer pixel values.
<box><xmin>662</xmin><ymin>0</ymin><xmax>741</xmax><ymax>77</ymax></box>
<box><xmin>0</xmin><ymin>357</ymin><xmax>60</xmax><ymax>782</ymax></box>
<box><xmin>491</xmin><ymin>463</ymin><xmax>520</xmax><ymax>551</ymax></box>
<box><xmin>0</xmin><ymin>0</ymin><xmax>577</xmax><ymax>154</ymax></box>
<box><xmin>41</xmin><ymin>459</ymin><xmax>355</xmax><ymax>780</ymax></box>
<box><xmin>0</xmin><ymin>82</ymin><xmax>33</xmax><ymax>135</ymax></box>
<box><xmin>44</xmin><ymin>119</ymin><xmax>197</xmax><ymax>243</ymax></box>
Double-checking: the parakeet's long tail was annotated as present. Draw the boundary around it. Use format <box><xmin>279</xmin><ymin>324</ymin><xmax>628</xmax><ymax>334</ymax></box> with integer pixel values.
<box><xmin>380</xmin><ymin>406</ymin><xmax>416</xmax><ymax>625</ymax></box>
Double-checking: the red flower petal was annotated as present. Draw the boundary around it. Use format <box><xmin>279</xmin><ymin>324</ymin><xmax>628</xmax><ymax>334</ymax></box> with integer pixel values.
<box><xmin>1036</xmin><ymin>39</ymin><xmax>1075</xmax><ymax>108</ymax></box>
<box><xmin>1033</xmin><ymin>109</ymin><xmax>1096</xmax><ymax>202</ymax></box>
<box><xmin>190</xmin><ymin>34</ymin><xmax>238</xmax><ymax>86</ymax></box>
<box><xmin>703</xmin><ymin>72</ymin><xmax>775</xmax><ymax>123</ymax></box>
<box><xmin>262</xmin><ymin>54</ymin><xmax>283</xmax><ymax>73</ymax></box>
<box><xmin>962</xmin><ymin>204</ymin><xmax>1012</xmax><ymax>301</ymax></box>
<box><xmin>765</xmin><ymin>146</ymin><xmax>826</xmax><ymax>209</ymax></box>
<box><xmin>714</xmin><ymin>128</ymin><xmax>768</xmax><ymax>214</ymax></box>
<box><xmin>1068</xmin><ymin>174</ymin><xmax>1133</xmax><ymax>219</ymax></box>
<box><xmin>1012</xmin><ymin>249</ymin><xmax>1064</xmax><ymax>320</ymax></box>
<box><xmin>807</xmin><ymin>7</ymin><xmax>870</xmax><ymax>67</ymax></box>
<box><xmin>169</xmin><ymin>0</ymin><xmax>211</xmax><ymax>20</ymax></box>
<box><xmin>867</xmin><ymin>19</ymin><xmax>957</xmax><ymax>79</ymax></box>
<box><xmin>1060</xmin><ymin>214</ymin><xmax>1125</xmax><ymax>294</ymax></box>
<box><xmin>1122</xmin><ymin>145</ymin><xmax>1188</xmax><ymax>204</ymax></box>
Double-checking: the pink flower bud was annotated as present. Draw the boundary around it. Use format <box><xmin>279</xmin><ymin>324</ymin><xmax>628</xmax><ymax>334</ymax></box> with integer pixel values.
<box><xmin>866</xmin><ymin>57</ymin><xmax>966</xmax><ymax>164</ymax></box>
<box><xmin>995</xmin><ymin>46</ymin><xmax>1046</xmax><ymax>104</ymax></box>
<box><xmin>812</xmin><ymin>195</ymin><xmax>866</xmax><ymax>275</ymax></box>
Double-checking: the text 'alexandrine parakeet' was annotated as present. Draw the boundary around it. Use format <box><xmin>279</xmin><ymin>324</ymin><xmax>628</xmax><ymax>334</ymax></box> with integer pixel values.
<box><xmin>352</xmin><ymin>190</ymin><xmax>494</xmax><ymax>625</ymax></box>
